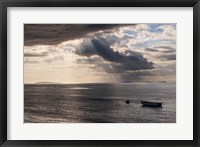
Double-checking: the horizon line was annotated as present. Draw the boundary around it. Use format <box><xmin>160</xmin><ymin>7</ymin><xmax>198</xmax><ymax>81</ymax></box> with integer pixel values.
<box><xmin>24</xmin><ymin>81</ymin><xmax>175</xmax><ymax>84</ymax></box>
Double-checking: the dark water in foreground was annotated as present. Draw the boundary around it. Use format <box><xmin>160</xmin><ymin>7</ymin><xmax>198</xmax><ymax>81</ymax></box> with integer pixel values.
<box><xmin>24</xmin><ymin>83</ymin><xmax>176</xmax><ymax>123</ymax></box>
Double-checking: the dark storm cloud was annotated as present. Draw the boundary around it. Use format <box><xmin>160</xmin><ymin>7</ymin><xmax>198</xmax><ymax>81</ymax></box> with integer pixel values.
<box><xmin>91</xmin><ymin>39</ymin><xmax>123</xmax><ymax>62</ymax></box>
<box><xmin>75</xmin><ymin>38</ymin><xmax>154</xmax><ymax>72</ymax></box>
<box><xmin>75</xmin><ymin>39</ymin><xmax>97</xmax><ymax>56</ymax></box>
<box><xmin>24</xmin><ymin>24</ymin><xmax>130</xmax><ymax>46</ymax></box>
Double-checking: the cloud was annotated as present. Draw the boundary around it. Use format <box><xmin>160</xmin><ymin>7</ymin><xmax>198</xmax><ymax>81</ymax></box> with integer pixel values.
<box><xmin>154</xmin><ymin>46</ymin><xmax>175</xmax><ymax>50</ymax></box>
<box><xmin>145</xmin><ymin>46</ymin><xmax>175</xmax><ymax>53</ymax></box>
<box><xmin>75</xmin><ymin>38</ymin><xmax>154</xmax><ymax>72</ymax></box>
<box><xmin>43</xmin><ymin>55</ymin><xmax>64</xmax><ymax>63</ymax></box>
<box><xmin>24</xmin><ymin>24</ymin><xmax>130</xmax><ymax>46</ymax></box>
<box><xmin>145</xmin><ymin>48</ymin><xmax>160</xmax><ymax>52</ymax></box>
<box><xmin>24</xmin><ymin>24</ymin><xmax>176</xmax><ymax>83</ymax></box>
<box><xmin>118</xmin><ymin>24</ymin><xmax>176</xmax><ymax>49</ymax></box>
<box><xmin>24</xmin><ymin>52</ymin><xmax>48</xmax><ymax>57</ymax></box>
<box><xmin>24</xmin><ymin>58</ymin><xmax>40</xmax><ymax>64</ymax></box>
<box><xmin>159</xmin><ymin>54</ymin><xmax>176</xmax><ymax>61</ymax></box>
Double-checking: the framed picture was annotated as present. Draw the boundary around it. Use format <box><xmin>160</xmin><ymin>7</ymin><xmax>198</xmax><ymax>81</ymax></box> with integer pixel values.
<box><xmin>0</xmin><ymin>0</ymin><xmax>199</xmax><ymax>146</ymax></box>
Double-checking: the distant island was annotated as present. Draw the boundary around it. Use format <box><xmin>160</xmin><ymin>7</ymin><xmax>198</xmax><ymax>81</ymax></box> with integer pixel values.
<box><xmin>145</xmin><ymin>81</ymin><xmax>167</xmax><ymax>83</ymax></box>
<box><xmin>35</xmin><ymin>82</ymin><xmax>62</xmax><ymax>84</ymax></box>
<box><xmin>146</xmin><ymin>81</ymin><xmax>153</xmax><ymax>83</ymax></box>
<box><xmin>159</xmin><ymin>81</ymin><xmax>167</xmax><ymax>83</ymax></box>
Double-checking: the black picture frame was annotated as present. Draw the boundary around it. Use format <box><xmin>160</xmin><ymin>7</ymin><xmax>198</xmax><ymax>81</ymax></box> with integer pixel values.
<box><xmin>0</xmin><ymin>0</ymin><xmax>199</xmax><ymax>146</ymax></box>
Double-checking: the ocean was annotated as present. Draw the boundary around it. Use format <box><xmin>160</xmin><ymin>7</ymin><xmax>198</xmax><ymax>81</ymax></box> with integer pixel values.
<box><xmin>24</xmin><ymin>83</ymin><xmax>176</xmax><ymax>123</ymax></box>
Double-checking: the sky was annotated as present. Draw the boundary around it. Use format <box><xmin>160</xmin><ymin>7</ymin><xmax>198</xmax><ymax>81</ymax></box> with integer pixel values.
<box><xmin>24</xmin><ymin>24</ymin><xmax>176</xmax><ymax>84</ymax></box>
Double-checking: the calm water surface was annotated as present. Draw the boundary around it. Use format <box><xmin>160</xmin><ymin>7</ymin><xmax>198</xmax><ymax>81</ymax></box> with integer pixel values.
<box><xmin>24</xmin><ymin>83</ymin><xmax>176</xmax><ymax>123</ymax></box>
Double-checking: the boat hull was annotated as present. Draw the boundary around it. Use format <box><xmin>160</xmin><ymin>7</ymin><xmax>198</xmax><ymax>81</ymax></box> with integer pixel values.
<box><xmin>141</xmin><ymin>101</ymin><xmax>162</xmax><ymax>108</ymax></box>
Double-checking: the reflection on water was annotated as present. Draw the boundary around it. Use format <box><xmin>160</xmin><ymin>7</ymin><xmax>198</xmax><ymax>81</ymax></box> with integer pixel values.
<box><xmin>24</xmin><ymin>83</ymin><xmax>176</xmax><ymax>123</ymax></box>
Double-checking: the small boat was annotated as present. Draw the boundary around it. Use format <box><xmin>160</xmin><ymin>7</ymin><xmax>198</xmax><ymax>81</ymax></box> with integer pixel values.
<box><xmin>126</xmin><ymin>100</ymin><xmax>130</xmax><ymax>104</ymax></box>
<box><xmin>141</xmin><ymin>100</ymin><xmax>162</xmax><ymax>108</ymax></box>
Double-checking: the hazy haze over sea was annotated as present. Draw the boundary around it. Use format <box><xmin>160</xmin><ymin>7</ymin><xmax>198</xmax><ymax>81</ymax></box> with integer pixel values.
<box><xmin>24</xmin><ymin>82</ymin><xmax>176</xmax><ymax>123</ymax></box>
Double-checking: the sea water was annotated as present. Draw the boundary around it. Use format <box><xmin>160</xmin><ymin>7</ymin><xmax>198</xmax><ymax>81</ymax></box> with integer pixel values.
<box><xmin>24</xmin><ymin>83</ymin><xmax>176</xmax><ymax>123</ymax></box>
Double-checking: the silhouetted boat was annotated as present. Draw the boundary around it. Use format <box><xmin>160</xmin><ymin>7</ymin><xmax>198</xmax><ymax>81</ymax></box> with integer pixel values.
<box><xmin>126</xmin><ymin>100</ymin><xmax>130</xmax><ymax>104</ymax></box>
<box><xmin>141</xmin><ymin>100</ymin><xmax>162</xmax><ymax>108</ymax></box>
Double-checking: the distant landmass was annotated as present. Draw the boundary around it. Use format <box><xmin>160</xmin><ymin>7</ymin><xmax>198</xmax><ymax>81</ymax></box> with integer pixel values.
<box><xmin>146</xmin><ymin>81</ymin><xmax>153</xmax><ymax>83</ymax></box>
<box><xmin>159</xmin><ymin>81</ymin><xmax>167</xmax><ymax>83</ymax></box>
<box><xmin>145</xmin><ymin>81</ymin><xmax>167</xmax><ymax>83</ymax></box>
<box><xmin>35</xmin><ymin>82</ymin><xmax>62</xmax><ymax>84</ymax></box>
